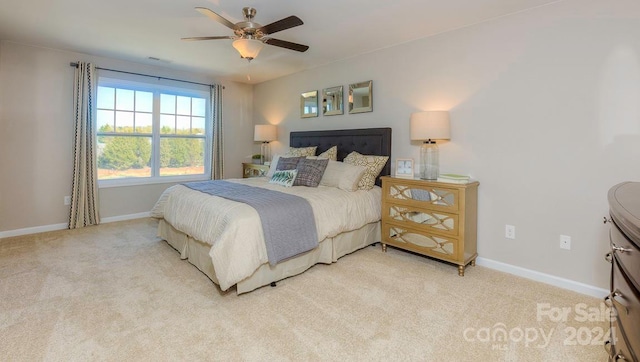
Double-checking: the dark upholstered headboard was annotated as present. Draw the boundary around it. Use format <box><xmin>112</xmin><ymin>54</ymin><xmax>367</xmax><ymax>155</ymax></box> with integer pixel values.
<box><xmin>290</xmin><ymin>128</ymin><xmax>392</xmax><ymax>186</ymax></box>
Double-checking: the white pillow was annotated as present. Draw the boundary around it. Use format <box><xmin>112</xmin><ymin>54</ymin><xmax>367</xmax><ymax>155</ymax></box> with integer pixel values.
<box><xmin>319</xmin><ymin>160</ymin><xmax>367</xmax><ymax>192</ymax></box>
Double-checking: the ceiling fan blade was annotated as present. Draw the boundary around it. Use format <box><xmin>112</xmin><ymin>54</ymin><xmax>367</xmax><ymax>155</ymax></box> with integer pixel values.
<box><xmin>264</xmin><ymin>38</ymin><xmax>309</xmax><ymax>52</ymax></box>
<box><xmin>181</xmin><ymin>36</ymin><xmax>234</xmax><ymax>41</ymax></box>
<box><xmin>195</xmin><ymin>7</ymin><xmax>236</xmax><ymax>30</ymax></box>
<box><xmin>259</xmin><ymin>16</ymin><xmax>303</xmax><ymax>35</ymax></box>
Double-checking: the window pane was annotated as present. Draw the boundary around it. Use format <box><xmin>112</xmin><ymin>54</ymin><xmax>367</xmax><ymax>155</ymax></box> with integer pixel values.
<box><xmin>116</xmin><ymin>89</ymin><xmax>134</xmax><ymax>111</ymax></box>
<box><xmin>97</xmin><ymin>110</ymin><xmax>114</xmax><ymax>132</ymax></box>
<box><xmin>97</xmin><ymin>87</ymin><xmax>115</xmax><ymax>109</ymax></box>
<box><xmin>135</xmin><ymin>91</ymin><xmax>153</xmax><ymax>112</ymax></box>
<box><xmin>135</xmin><ymin>113</ymin><xmax>152</xmax><ymax>133</ymax></box>
<box><xmin>159</xmin><ymin>137</ymin><xmax>205</xmax><ymax>176</ymax></box>
<box><xmin>176</xmin><ymin>96</ymin><xmax>191</xmax><ymax>115</ymax></box>
<box><xmin>176</xmin><ymin>116</ymin><xmax>190</xmax><ymax>133</ymax></box>
<box><xmin>192</xmin><ymin>117</ymin><xmax>205</xmax><ymax>134</ymax></box>
<box><xmin>161</xmin><ymin>94</ymin><xmax>175</xmax><ymax>114</ymax></box>
<box><xmin>97</xmin><ymin>81</ymin><xmax>211</xmax><ymax>183</ymax></box>
<box><xmin>192</xmin><ymin>98</ymin><xmax>205</xmax><ymax>117</ymax></box>
<box><xmin>160</xmin><ymin>115</ymin><xmax>175</xmax><ymax>134</ymax></box>
<box><xmin>115</xmin><ymin>111</ymin><xmax>134</xmax><ymax>132</ymax></box>
<box><xmin>97</xmin><ymin>136</ymin><xmax>152</xmax><ymax>179</ymax></box>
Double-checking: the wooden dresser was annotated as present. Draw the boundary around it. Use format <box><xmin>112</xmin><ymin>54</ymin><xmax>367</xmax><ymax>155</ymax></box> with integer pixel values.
<box><xmin>380</xmin><ymin>176</ymin><xmax>479</xmax><ymax>276</ymax></box>
<box><xmin>605</xmin><ymin>182</ymin><xmax>640</xmax><ymax>361</ymax></box>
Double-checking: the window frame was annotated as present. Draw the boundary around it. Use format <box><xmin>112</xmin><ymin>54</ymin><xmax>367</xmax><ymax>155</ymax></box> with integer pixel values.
<box><xmin>96</xmin><ymin>76</ymin><xmax>212</xmax><ymax>188</ymax></box>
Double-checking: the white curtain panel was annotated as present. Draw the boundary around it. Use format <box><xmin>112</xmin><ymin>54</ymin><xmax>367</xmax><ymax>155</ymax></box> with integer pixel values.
<box><xmin>69</xmin><ymin>62</ymin><xmax>100</xmax><ymax>229</ymax></box>
<box><xmin>211</xmin><ymin>84</ymin><xmax>224</xmax><ymax>180</ymax></box>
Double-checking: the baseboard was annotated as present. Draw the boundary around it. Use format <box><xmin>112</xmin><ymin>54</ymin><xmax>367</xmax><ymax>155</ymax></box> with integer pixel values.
<box><xmin>101</xmin><ymin>212</ymin><xmax>151</xmax><ymax>224</ymax></box>
<box><xmin>0</xmin><ymin>212</ymin><xmax>151</xmax><ymax>239</ymax></box>
<box><xmin>476</xmin><ymin>257</ymin><xmax>608</xmax><ymax>299</ymax></box>
<box><xmin>0</xmin><ymin>223</ymin><xmax>68</xmax><ymax>239</ymax></box>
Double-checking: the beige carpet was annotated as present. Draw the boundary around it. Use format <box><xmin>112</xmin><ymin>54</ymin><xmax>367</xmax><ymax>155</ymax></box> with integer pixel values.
<box><xmin>1</xmin><ymin>218</ymin><xmax>608</xmax><ymax>361</ymax></box>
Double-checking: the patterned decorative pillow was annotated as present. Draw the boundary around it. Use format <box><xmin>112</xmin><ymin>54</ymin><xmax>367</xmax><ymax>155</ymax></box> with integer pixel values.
<box><xmin>317</xmin><ymin>146</ymin><xmax>338</xmax><ymax>161</ymax></box>
<box><xmin>293</xmin><ymin>158</ymin><xmax>329</xmax><ymax>187</ymax></box>
<box><xmin>343</xmin><ymin>151</ymin><xmax>389</xmax><ymax>190</ymax></box>
<box><xmin>287</xmin><ymin>146</ymin><xmax>317</xmax><ymax>157</ymax></box>
<box><xmin>276</xmin><ymin>156</ymin><xmax>303</xmax><ymax>171</ymax></box>
<box><xmin>269</xmin><ymin>169</ymin><xmax>298</xmax><ymax>187</ymax></box>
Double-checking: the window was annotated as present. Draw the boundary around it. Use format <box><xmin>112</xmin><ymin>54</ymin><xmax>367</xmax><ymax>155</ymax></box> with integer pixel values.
<box><xmin>96</xmin><ymin>77</ymin><xmax>211</xmax><ymax>186</ymax></box>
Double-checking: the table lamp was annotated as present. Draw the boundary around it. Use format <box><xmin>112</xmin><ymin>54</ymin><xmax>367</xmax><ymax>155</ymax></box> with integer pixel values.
<box><xmin>410</xmin><ymin>111</ymin><xmax>450</xmax><ymax>180</ymax></box>
<box><xmin>254</xmin><ymin>124</ymin><xmax>277</xmax><ymax>164</ymax></box>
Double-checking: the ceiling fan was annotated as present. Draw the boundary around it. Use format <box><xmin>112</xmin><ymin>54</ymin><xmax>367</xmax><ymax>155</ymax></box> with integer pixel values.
<box><xmin>182</xmin><ymin>7</ymin><xmax>309</xmax><ymax>62</ymax></box>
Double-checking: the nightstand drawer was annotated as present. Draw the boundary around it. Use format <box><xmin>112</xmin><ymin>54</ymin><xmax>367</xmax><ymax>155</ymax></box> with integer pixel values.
<box><xmin>383</xmin><ymin>223</ymin><xmax>460</xmax><ymax>263</ymax></box>
<box><xmin>242</xmin><ymin>163</ymin><xmax>269</xmax><ymax>178</ymax></box>
<box><xmin>384</xmin><ymin>204</ymin><xmax>458</xmax><ymax>237</ymax></box>
<box><xmin>386</xmin><ymin>182</ymin><xmax>459</xmax><ymax>213</ymax></box>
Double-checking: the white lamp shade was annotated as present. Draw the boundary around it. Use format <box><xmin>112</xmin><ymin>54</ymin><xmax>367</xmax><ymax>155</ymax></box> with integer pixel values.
<box><xmin>232</xmin><ymin>39</ymin><xmax>264</xmax><ymax>59</ymax></box>
<box><xmin>410</xmin><ymin>111</ymin><xmax>451</xmax><ymax>141</ymax></box>
<box><xmin>254</xmin><ymin>124</ymin><xmax>277</xmax><ymax>142</ymax></box>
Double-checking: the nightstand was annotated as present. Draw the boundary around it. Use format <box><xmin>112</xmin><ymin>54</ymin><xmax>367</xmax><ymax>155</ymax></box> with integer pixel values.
<box><xmin>380</xmin><ymin>176</ymin><xmax>479</xmax><ymax>276</ymax></box>
<box><xmin>242</xmin><ymin>163</ymin><xmax>269</xmax><ymax>178</ymax></box>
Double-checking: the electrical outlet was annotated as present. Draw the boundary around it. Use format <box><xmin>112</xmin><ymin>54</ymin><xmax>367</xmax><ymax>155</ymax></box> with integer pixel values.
<box><xmin>505</xmin><ymin>225</ymin><xmax>515</xmax><ymax>239</ymax></box>
<box><xmin>64</xmin><ymin>196</ymin><xmax>71</xmax><ymax>205</ymax></box>
<box><xmin>560</xmin><ymin>235</ymin><xmax>571</xmax><ymax>250</ymax></box>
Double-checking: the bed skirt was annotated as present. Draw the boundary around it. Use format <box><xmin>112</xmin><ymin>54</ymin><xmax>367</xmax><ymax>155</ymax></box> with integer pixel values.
<box><xmin>157</xmin><ymin>219</ymin><xmax>381</xmax><ymax>294</ymax></box>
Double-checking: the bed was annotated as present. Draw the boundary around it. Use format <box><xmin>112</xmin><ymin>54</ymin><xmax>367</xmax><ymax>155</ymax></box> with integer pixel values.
<box><xmin>152</xmin><ymin>127</ymin><xmax>392</xmax><ymax>294</ymax></box>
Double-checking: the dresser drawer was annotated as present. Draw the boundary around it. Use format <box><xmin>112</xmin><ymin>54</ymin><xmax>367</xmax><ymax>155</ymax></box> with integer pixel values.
<box><xmin>608</xmin><ymin>314</ymin><xmax>637</xmax><ymax>362</ymax></box>
<box><xmin>611</xmin><ymin>222</ymin><xmax>640</xmax><ymax>291</ymax></box>
<box><xmin>386</xmin><ymin>182</ymin><xmax>459</xmax><ymax>213</ymax></box>
<box><xmin>610</xmin><ymin>258</ymin><xmax>640</xmax><ymax>356</ymax></box>
<box><xmin>383</xmin><ymin>222</ymin><xmax>460</xmax><ymax>263</ymax></box>
<box><xmin>384</xmin><ymin>204</ymin><xmax>459</xmax><ymax>237</ymax></box>
<box><xmin>607</xmin><ymin>308</ymin><xmax>638</xmax><ymax>362</ymax></box>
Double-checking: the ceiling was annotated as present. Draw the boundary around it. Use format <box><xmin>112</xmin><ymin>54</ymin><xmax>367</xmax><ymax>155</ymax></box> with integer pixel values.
<box><xmin>0</xmin><ymin>0</ymin><xmax>560</xmax><ymax>84</ymax></box>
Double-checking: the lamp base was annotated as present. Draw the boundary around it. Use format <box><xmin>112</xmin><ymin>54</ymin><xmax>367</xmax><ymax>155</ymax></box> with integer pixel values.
<box><xmin>419</xmin><ymin>141</ymin><xmax>439</xmax><ymax>180</ymax></box>
<box><xmin>260</xmin><ymin>142</ymin><xmax>271</xmax><ymax>165</ymax></box>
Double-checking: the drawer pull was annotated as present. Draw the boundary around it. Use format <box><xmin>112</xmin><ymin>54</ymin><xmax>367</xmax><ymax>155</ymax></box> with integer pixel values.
<box><xmin>612</xmin><ymin>244</ymin><xmax>633</xmax><ymax>254</ymax></box>
<box><xmin>615</xmin><ymin>354</ymin><xmax>627</xmax><ymax>361</ymax></box>
<box><xmin>605</xmin><ymin>291</ymin><xmax>629</xmax><ymax>314</ymax></box>
<box><xmin>604</xmin><ymin>291</ymin><xmax>622</xmax><ymax>306</ymax></box>
<box><xmin>604</xmin><ymin>294</ymin><xmax>613</xmax><ymax>307</ymax></box>
<box><xmin>604</xmin><ymin>216</ymin><xmax>612</xmax><ymax>224</ymax></box>
<box><xmin>605</xmin><ymin>251</ymin><xmax>613</xmax><ymax>263</ymax></box>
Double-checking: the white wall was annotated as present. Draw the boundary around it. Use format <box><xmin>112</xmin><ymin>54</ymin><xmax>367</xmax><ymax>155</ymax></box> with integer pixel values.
<box><xmin>0</xmin><ymin>41</ymin><xmax>253</xmax><ymax>232</ymax></box>
<box><xmin>253</xmin><ymin>0</ymin><xmax>640</xmax><ymax>289</ymax></box>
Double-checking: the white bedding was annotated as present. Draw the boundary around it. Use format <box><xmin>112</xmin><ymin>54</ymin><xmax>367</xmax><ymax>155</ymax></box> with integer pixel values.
<box><xmin>151</xmin><ymin>178</ymin><xmax>381</xmax><ymax>291</ymax></box>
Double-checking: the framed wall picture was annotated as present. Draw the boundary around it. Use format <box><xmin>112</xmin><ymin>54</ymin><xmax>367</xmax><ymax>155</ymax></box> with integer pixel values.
<box><xmin>322</xmin><ymin>86</ymin><xmax>343</xmax><ymax>116</ymax></box>
<box><xmin>395</xmin><ymin>159</ymin><xmax>414</xmax><ymax>178</ymax></box>
<box><xmin>348</xmin><ymin>80</ymin><xmax>372</xmax><ymax>114</ymax></box>
<box><xmin>300</xmin><ymin>90</ymin><xmax>318</xmax><ymax>118</ymax></box>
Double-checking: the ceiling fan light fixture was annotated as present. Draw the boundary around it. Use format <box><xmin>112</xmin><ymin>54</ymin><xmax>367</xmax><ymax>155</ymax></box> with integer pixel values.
<box><xmin>232</xmin><ymin>38</ymin><xmax>264</xmax><ymax>60</ymax></box>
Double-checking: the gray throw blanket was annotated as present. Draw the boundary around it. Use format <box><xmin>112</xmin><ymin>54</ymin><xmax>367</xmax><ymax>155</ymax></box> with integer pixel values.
<box><xmin>183</xmin><ymin>180</ymin><xmax>319</xmax><ymax>266</ymax></box>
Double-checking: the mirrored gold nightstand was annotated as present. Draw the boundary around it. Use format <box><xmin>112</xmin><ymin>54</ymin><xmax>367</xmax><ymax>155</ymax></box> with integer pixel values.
<box><xmin>380</xmin><ymin>176</ymin><xmax>479</xmax><ymax>276</ymax></box>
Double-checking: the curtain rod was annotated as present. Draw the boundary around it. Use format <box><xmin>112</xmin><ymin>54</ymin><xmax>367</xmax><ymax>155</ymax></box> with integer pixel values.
<box><xmin>69</xmin><ymin>62</ymin><xmax>223</xmax><ymax>89</ymax></box>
